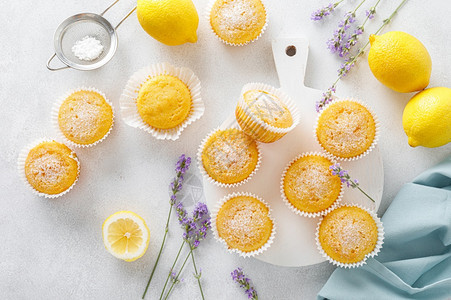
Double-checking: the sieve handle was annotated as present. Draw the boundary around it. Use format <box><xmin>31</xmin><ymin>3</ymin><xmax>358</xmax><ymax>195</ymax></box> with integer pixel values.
<box><xmin>46</xmin><ymin>53</ymin><xmax>70</xmax><ymax>71</ymax></box>
<box><xmin>114</xmin><ymin>6</ymin><xmax>137</xmax><ymax>30</ymax></box>
<box><xmin>100</xmin><ymin>0</ymin><xmax>137</xmax><ymax>30</ymax></box>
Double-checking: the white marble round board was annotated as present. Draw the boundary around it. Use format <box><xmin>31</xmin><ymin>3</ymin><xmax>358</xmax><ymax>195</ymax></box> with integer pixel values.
<box><xmin>203</xmin><ymin>37</ymin><xmax>383</xmax><ymax>267</ymax></box>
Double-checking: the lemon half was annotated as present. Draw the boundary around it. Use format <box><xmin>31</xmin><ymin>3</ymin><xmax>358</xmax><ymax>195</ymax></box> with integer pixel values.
<box><xmin>102</xmin><ymin>211</ymin><xmax>150</xmax><ymax>262</ymax></box>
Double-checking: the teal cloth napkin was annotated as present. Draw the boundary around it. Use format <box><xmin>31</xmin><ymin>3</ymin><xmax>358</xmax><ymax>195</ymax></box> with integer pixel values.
<box><xmin>318</xmin><ymin>156</ymin><xmax>451</xmax><ymax>300</ymax></box>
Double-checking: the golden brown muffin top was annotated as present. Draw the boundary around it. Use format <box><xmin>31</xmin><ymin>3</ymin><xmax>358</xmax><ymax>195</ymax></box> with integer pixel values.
<box><xmin>319</xmin><ymin>206</ymin><xmax>378</xmax><ymax>264</ymax></box>
<box><xmin>216</xmin><ymin>195</ymin><xmax>273</xmax><ymax>252</ymax></box>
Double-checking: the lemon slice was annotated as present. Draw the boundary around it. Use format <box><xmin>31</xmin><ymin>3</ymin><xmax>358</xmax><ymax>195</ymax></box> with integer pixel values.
<box><xmin>102</xmin><ymin>211</ymin><xmax>150</xmax><ymax>262</ymax></box>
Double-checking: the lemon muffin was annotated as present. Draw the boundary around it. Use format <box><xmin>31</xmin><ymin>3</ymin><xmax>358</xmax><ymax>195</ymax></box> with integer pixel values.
<box><xmin>317</xmin><ymin>206</ymin><xmax>380</xmax><ymax>265</ymax></box>
<box><xmin>209</xmin><ymin>0</ymin><xmax>267</xmax><ymax>45</ymax></box>
<box><xmin>215</xmin><ymin>194</ymin><xmax>273</xmax><ymax>253</ymax></box>
<box><xmin>199</xmin><ymin>128</ymin><xmax>260</xmax><ymax>186</ymax></box>
<box><xmin>57</xmin><ymin>90</ymin><xmax>113</xmax><ymax>146</ymax></box>
<box><xmin>236</xmin><ymin>83</ymin><xmax>299</xmax><ymax>143</ymax></box>
<box><xmin>120</xmin><ymin>63</ymin><xmax>203</xmax><ymax>141</ymax></box>
<box><xmin>23</xmin><ymin>141</ymin><xmax>79</xmax><ymax>196</ymax></box>
<box><xmin>316</xmin><ymin>100</ymin><xmax>377</xmax><ymax>160</ymax></box>
<box><xmin>282</xmin><ymin>153</ymin><xmax>342</xmax><ymax>216</ymax></box>
<box><xmin>137</xmin><ymin>75</ymin><xmax>192</xmax><ymax>129</ymax></box>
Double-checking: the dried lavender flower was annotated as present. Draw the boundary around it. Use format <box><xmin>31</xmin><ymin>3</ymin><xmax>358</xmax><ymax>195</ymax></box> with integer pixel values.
<box><xmin>231</xmin><ymin>268</ymin><xmax>258</xmax><ymax>300</ymax></box>
<box><xmin>330</xmin><ymin>163</ymin><xmax>375</xmax><ymax>202</ymax></box>
<box><xmin>311</xmin><ymin>3</ymin><xmax>334</xmax><ymax>21</ymax></box>
<box><xmin>366</xmin><ymin>8</ymin><xmax>376</xmax><ymax>19</ymax></box>
<box><xmin>176</xmin><ymin>201</ymin><xmax>211</xmax><ymax>249</ymax></box>
<box><xmin>327</xmin><ymin>12</ymin><xmax>356</xmax><ymax>54</ymax></box>
<box><xmin>316</xmin><ymin>85</ymin><xmax>336</xmax><ymax>113</ymax></box>
<box><xmin>340</xmin><ymin>26</ymin><xmax>364</xmax><ymax>57</ymax></box>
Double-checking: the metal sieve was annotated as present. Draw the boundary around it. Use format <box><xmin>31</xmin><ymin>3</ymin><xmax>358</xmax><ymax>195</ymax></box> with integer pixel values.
<box><xmin>47</xmin><ymin>0</ymin><xmax>136</xmax><ymax>71</ymax></box>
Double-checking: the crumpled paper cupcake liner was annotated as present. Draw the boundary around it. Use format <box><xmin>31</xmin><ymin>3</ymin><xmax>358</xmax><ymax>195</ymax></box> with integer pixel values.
<box><xmin>120</xmin><ymin>62</ymin><xmax>204</xmax><ymax>141</ymax></box>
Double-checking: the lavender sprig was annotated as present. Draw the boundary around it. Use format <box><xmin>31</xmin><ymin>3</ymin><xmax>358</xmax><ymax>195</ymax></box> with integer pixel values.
<box><xmin>340</xmin><ymin>26</ymin><xmax>364</xmax><ymax>57</ymax></box>
<box><xmin>330</xmin><ymin>163</ymin><xmax>375</xmax><ymax>203</ymax></box>
<box><xmin>231</xmin><ymin>268</ymin><xmax>258</xmax><ymax>300</ymax></box>
<box><xmin>327</xmin><ymin>11</ymin><xmax>356</xmax><ymax>54</ymax></box>
<box><xmin>337</xmin><ymin>54</ymin><xmax>358</xmax><ymax>77</ymax></box>
<box><xmin>142</xmin><ymin>154</ymin><xmax>191</xmax><ymax>299</ymax></box>
<box><xmin>176</xmin><ymin>202</ymin><xmax>211</xmax><ymax>248</ymax></box>
<box><xmin>161</xmin><ymin>201</ymin><xmax>210</xmax><ymax>300</ymax></box>
<box><xmin>316</xmin><ymin>85</ymin><xmax>336</xmax><ymax>112</ymax></box>
<box><xmin>340</xmin><ymin>0</ymin><xmax>381</xmax><ymax>57</ymax></box>
<box><xmin>316</xmin><ymin>0</ymin><xmax>408</xmax><ymax>112</ymax></box>
<box><xmin>311</xmin><ymin>0</ymin><xmax>345</xmax><ymax>21</ymax></box>
<box><xmin>326</xmin><ymin>0</ymin><xmax>367</xmax><ymax>56</ymax></box>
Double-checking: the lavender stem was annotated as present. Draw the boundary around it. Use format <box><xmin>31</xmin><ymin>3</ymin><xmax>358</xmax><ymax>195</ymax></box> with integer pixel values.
<box><xmin>142</xmin><ymin>204</ymin><xmax>173</xmax><ymax>299</ymax></box>
<box><xmin>159</xmin><ymin>241</ymin><xmax>186</xmax><ymax>300</ymax></box>
<box><xmin>189</xmin><ymin>243</ymin><xmax>205</xmax><ymax>300</ymax></box>
<box><xmin>357</xmin><ymin>186</ymin><xmax>376</xmax><ymax>203</ymax></box>
<box><xmin>163</xmin><ymin>251</ymin><xmax>191</xmax><ymax>300</ymax></box>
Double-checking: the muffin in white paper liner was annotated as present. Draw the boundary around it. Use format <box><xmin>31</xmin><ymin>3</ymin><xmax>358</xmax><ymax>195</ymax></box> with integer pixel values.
<box><xmin>119</xmin><ymin>63</ymin><xmax>204</xmax><ymax>141</ymax></box>
<box><xmin>280</xmin><ymin>152</ymin><xmax>344</xmax><ymax>218</ymax></box>
<box><xmin>17</xmin><ymin>138</ymin><xmax>80</xmax><ymax>199</ymax></box>
<box><xmin>210</xmin><ymin>192</ymin><xmax>276</xmax><ymax>257</ymax></box>
<box><xmin>315</xmin><ymin>204</ymin><xmax>385</xmax><ymax>268</ymax></box>
<box><xmin>51</xmin><ymin>87</ymin><xmax>114</xmax><ymax>148</ymax></box>
<box><xmin>314</xmin><ymin>98</ymin><xmax>380</xmax><ymax>162</ymax></box>
<box><xmin>236</xmin><ymin>82</ymin><xmax>300</xmax><ymax>143</ymax></box>
<box><xmin>197</xmin><ymin>127</ymin><xmax>262</xmax><ymax>188</ymax></box>
<box><xmin>206</xmin><ymin>0</ymin><xmax>268</xmax><ymax>46</ymax></box>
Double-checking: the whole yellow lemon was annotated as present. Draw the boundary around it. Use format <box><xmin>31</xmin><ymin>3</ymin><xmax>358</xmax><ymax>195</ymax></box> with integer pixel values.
<box><xmin>137</xmin><ymin>0</ymin><xmax>198</xmax><ymax>46</ymax></box>
<box><xmin>368</xmin><ymin>31</ymin><xmax>432</xmax><ymax>93</ymax></box>
<box><xmin>402</xmin><ymin>87</ymin><xmax>451</xmax><ymax>148</ymax></box>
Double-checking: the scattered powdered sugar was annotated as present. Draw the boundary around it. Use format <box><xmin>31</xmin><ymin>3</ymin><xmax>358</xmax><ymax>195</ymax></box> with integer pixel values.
<box><xmin>205</xmin><ymin>130</ymin><xmax>255</xmax><ymax>176</ymax></box>
<box><xmin>287</xmin><ymin>159</ymin><xmax>335</xmax><ymax>204</ymax></box>
<box><xmin>336</xmin><ymin>220</ymin><xmax>363</xmax><ymax>255</ymax></box>
<box><xmin>59</xmin><ymin>95</ymin><xmax>103</xmax><ymax>142</ymax></box>
<box><xmin>323</xmin><ymin>106</ymin><xmax>373</xmax><ymax>154</ymax></box>
<box><xmin>293</xmin><ymin>164</ymin><xmax>330</xmax><ymax>198</ymax></box>
<box><xmin>217</xmin><ymin>0</ymin><xmax>260</xmax><ymax>38</ymax></box>
<box><xmin>72</xmin><ymin>36</ymin><xmax>104</xmax><ymax>61</ymax></box>
<box><xmin>323</xmin><ymin>210</ymin><xmax>376</xmax><ymax>259</ymax></box>
<box><xmin>28</xmin><ymin>154</ymin><xmax>66</xmax><ymax>185</ymax></box>
<box><xmin>224</xmin><ymin>202</ymin><xmax>266</xmax><ymax>246</ymax></box>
